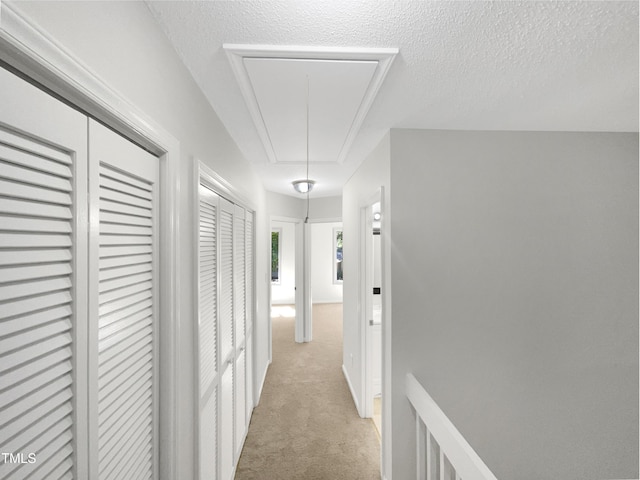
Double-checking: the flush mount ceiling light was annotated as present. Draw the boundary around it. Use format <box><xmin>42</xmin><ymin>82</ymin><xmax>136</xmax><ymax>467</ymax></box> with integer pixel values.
<box><xmin>292</xmin><ymin>179</ymin><xmax>315</xmax><ymax>193</ymax></box>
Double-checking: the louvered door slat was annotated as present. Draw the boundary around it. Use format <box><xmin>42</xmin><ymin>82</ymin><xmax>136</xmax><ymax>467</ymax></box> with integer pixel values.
<box><xmin>1</xmin><ymin>333</ymin><xmax>72</xmax><ymax>375</ymax></box>
<box><xmin>0</xmin><ymin>248</ymin><xmax>71</xmax><ymax>265</ymax></box>
<box><xmin>98</xmin><ymin>262</ymin><xmax>151</xmax><ymax>282</ymax></box>
<box><xmin>2</xmin><ymin>290</ymin><xmax>72</xmax><ymax>320</ymax></box>
<box><xmin>2</xmin><ymin>417</ymin><xmax>73</xmax><ymax>479</ymax></box>
<box><xmin>0</xmin><ymin>304</ymin><xmax>71</xmax><ymax>337</ymax></box>
<box><xmin>99</xmin><ymin>251</ymin><xmax>152</xmax><ymax>270</ymax></box>
<box><xmin>100</xmin><ymin>176</ymin><xmax>152</xmax><ymax>200</ymax></box>
<box><xmin>0</xmin><ymin>318</ymin><xmax>72</xmax><ymax>355</ymax></box>
<box><xmin>220</xmin><ymin>202</ymin><xmax>234</xmax><ymax>362</ymax></box>
<box><xmin>99</xmin><ymin>386</ymin><xmax>152</xmax><ymax>447</ymax></box>
<box><xmin>0</xmin><ymin>128</ymin><xmax>72</xmax><ymax>164</ymax></box>
<box><xmin>100</xmin><ymin>244</ymin><xmax>152</xmax><ymax>257</ymax></box>
<box><xmin>0</xmin><ymin>347</ymin><xmax>71</xmax><ymax>392</ymax></box>
<box><xmin>100</xmin><ymin>199</ymin><xmax>152</xmax><ymax>218</ymax></box>
<box><xmin>0</xmin><ymin>178</ymin><xmax>71</xmax><ymax>204</ymax></box>
<box><xmin>98</xmin><ymin>291</ymin><xmax>153</xmax><ymax>317</ymax></box>
<box><xmin>99</xmin><ymin>343</ymin><xmax>152</xmax><ymax>391</ymax></box>
<box><xmin>234</xmin><ymin>207</ymin><xmax>246</xmax><ymax>347</ymax></box>
<box><xmin>0</xmin><ymin>158</ymin><xmax>72</xmax><ymax>190</ymax></box>
<box><xmin>0</xmin><ymin>198</ymin><xmax>72</xmax><ymax>219</ymax></box>
<box><xmin>1</xmin><ymin>387</ymin><xmax>72</xmax><ymax>440</ymax></box>
<box><xmin>91</xmin><ymin>119</ymin><xmax>158</xmax><ymax>480</ymax></box>
<box><xmin>0</xmin><ymin>216</ymin><xmax>71</xmax><ymax>233</ymax></box>
<box><xmin>0</xmin><ymin>232</ymin><xmax>72</xmax><ymax>248</ymax></box>
<box><xmin>20</xmin><ymin>441</ymin><xmax>73</xmax><ymax>480</ymax></box>
<box><xmin>0</xmin><ymin>361</ymin><xmax>71</xmax><ymax>409</ymax></box>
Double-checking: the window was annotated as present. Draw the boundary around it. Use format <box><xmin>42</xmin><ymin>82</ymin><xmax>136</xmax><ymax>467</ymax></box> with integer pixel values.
<box><xmin>333</xmin><ymin>227</ymin><xmax>343</xmax><ymax>284</ymax></box>
<box><xmin>271</xmin><ymin>228</ymin><xmax>281</xmax><ymax>283</ymax></box>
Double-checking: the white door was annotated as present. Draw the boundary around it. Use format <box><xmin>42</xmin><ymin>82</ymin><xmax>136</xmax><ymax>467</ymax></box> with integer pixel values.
<box><xmin>88</xmin><ymin>119</ymin><xmax>159</xmax><ymax>480</ymax></box>
<box><xmin>198</xmin><ymin>185</ymin><xmax>219</xmax><ymax>480</ymax></box>
<box><xmin>371</xmin><ymin>231</ymin><xmax>382</xmax><ymax>396</ymax></box>
<box><xmin>0</xmin><ymin>67</ymin><xmax>161</xmax><ymax>480</ymax></box>
<box><xmin>244</xmin><ymin>212</ymin><xmax>254</xmax><ymax>420</ymax></box>
<box><xmin>0</xmin><ymin>66</ymin><xmax>89</xmax><ymax>480</ymax></box>
<box><xmin>218</xmin><ymin>196</ymin><xmax>235</xmax><ymax>480</ymax></box>
<box><xmin>233</xmin><ymin>205</ymin><xmax>247</xmax><ymax>456</ymax></box>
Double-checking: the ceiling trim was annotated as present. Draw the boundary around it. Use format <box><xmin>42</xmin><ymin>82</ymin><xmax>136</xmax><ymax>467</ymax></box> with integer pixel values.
<box><xmin>223</xmin><ymin>44</ymin><xmax>398</xmax><ymax>165</ymax></box>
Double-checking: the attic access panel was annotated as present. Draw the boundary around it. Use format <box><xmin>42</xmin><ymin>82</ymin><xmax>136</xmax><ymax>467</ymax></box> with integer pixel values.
<box><xmin>224</xmin><ymin>45</ymin><xmax>398</xmax><ymax>165</ymax></box>
<box><xmin>244</xmin><ymin>57</ymin><xmax>376</xmax><ymax>165</ymax></box>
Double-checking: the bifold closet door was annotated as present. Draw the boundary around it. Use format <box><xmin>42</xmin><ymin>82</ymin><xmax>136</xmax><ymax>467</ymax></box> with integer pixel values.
<box><xmin>219</xmin><ymin>196</ymin><xmax>235</xmax><ymax>480</ymax></box>
<box><xmin>233</xmin><ymin>205</ymin><xmax>246</xmax><ymax>457</ymax></box>
<box><xmin>198</xmin><ymin>184</ymin><xmax>219</xmax><ymax>480</ymax></box>
<box><xmin>0</xmin><ymin>67</ymin><xmax>89</xmax><ymax>480</ymax></box>
<box><xmin>244</xmin><ymin>212</ymin><xmax>254</xmax><ymax>423</ymax></box>
<box><xmin>88</xmin><ymin>119</ymin><xmax>159</xmax><ymax>480</ymax></box>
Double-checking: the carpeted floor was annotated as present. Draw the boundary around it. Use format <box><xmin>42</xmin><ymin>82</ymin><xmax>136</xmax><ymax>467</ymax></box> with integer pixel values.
<box><xmin>234</xmin><ymin>303</ymin><xmax>380</xmax><ymax>479</ymax></box>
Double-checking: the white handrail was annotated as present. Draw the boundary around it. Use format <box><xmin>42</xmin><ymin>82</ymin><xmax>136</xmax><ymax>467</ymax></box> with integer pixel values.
<box><xmin>406</xmin><ymin>373</ymin><xmax>499</xmax><ymax>480</ymax></box>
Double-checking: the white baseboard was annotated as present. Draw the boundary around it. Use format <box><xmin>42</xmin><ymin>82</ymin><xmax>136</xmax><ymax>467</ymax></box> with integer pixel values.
<box><xmin>254</xmin><ymin>360</ymin><xmax>270</xmax><ymax>406</ymax></box>
<box><xmin>341</xmin><ymin>364</ymin><xmax>361</xmax><ymax>416</ymax></box>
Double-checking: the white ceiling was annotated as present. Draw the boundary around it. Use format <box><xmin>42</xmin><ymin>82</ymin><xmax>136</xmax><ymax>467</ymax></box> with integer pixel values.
<box><xmin>147</xmin><ymin>1</ymin><xmax>639</xmax><ymax>198</ymax></box>
<box><xmin>224</xmin><ymin>45</ymin><xmax>396</xmax><ymax>170</ymax></box>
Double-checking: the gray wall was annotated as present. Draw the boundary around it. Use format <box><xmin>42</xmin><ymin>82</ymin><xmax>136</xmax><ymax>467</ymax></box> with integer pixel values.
<box><xmin>390</xmin><ymin>129</ymin><xmax>638</xmax><ymax>479</ymax></box>
<box><xmin>342</xmin><ymin>133</ymin><xmax>393</xmax><ymax>477</ymax></box>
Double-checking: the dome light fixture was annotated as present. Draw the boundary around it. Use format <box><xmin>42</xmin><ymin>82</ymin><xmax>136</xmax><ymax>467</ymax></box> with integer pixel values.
<box><xmin>292</xmin><ymin>179</ymin><xmax>315</xmax><ymax>194</ymax></box>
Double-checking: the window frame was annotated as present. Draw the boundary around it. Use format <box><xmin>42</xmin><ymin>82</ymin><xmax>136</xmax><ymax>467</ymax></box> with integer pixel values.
<box><xmin>271</xmin><ymin>227</ymin><xmax>282</xmax><ymax>284</ymax></box>
<box><xmin>333</xmin><ymin>227</ymin><xmax>343</xmax><ymax>284</ymax></box>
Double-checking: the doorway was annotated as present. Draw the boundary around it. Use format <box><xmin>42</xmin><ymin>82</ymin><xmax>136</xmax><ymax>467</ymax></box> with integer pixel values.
<box><xmin>270</xmin><ymin>216</ymin><xmax>307</xmax><ymax>347</ymax></box>
<box><xmin>363</xmin><ymin>201</ymin><xmax>383</xmax><ymax>425</ymax></box>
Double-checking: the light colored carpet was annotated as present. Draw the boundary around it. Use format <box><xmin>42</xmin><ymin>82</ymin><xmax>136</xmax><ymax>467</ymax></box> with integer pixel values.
<box><xmin>235</xmin><ymin>303</ymin><xmax>381</xmax><ymax>479</ymax></box>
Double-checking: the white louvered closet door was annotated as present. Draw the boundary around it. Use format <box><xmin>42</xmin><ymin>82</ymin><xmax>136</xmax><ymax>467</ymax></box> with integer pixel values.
<box><xmin>244</xmin><ymin>211</ymin><xmax>254</xmax><ymax>423</ymax></box>
<box><xmin>0</xmin><ymin>67</ymin><xmax>89</xmax><ymax>480</ymax></box>
<box><xmin>198</xmin><ymin>184</ymin><xmax>219</xmax><ymax>480</ymax></box>
<box><xmin>218</xmin><ymin>196</ymin><xmax>235</xmax><ymax>480</ymax></box>
<box><xmin>233</xmin><ymin>206</ymin><xmax>246</xmax><ymax>457</ymax></box>
<box><xmin>88</xmin><ymin>120</ymin><xmax>159</xmax><ymax>480</ymax></box>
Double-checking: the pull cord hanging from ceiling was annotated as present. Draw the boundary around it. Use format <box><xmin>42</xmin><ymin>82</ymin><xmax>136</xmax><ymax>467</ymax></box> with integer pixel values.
<box><xmin>292</xmin><ymin>75</ymin><xmax>315</xmax><ymax>216</ymax></box>
<box><xmin>305</xmin><ymin>75</ymin><xmax>310</xmax><ymax>224</ymax></box>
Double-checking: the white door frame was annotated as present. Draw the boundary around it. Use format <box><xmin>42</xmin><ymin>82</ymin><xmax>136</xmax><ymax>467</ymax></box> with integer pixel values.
<box><xmin>0</xmin><ymin>4</ymin><xmax>181</xmax><ymax>478</ymax></box>
<box><xmin>360</xmin><ymin>190</ymin><xmax>381</xmax><ymax>419</ymax></box>
<box><xmin>359</xmin><ymin>187</ymin><xmax>391</xmax><ymax>480</ymax></box>
<box><xmin>270</xmin><ymin>215</ymin><xmax>309</xmax><ymax>344</ymax></box>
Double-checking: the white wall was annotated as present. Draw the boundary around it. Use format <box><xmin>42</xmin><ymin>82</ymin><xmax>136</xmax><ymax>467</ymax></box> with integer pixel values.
<box><xmin>309</xmin><ymin>195</ymin><xmax>342</xmax><ymax>219</ymax></box>
<box><xmin>271</xmin><ymin>221</ymin><xmax>296</xmax><ymax>305</ymax></box>
<box><xmin>6</xmin><ymin>3</ymin><xmax>270</xmax><ymax>480</ymax></box>
<box><xmin>342</xmin><ymin>133</ymin><xmax>391</xmax><ymax>478</ymax></box>
<box><xmin>267</xmin><ymin>190</ymin><xmax>305</xmax><ymax>219</ymax></box>
<box><xmin>389</xmin><ymin>129</ymin><xmax>638</xmax><ymax>480</ymax></box>
<box><xmin>310</xmin><ymin>222</ymin><xmax>343</xmax><ymax>303</ymax></box>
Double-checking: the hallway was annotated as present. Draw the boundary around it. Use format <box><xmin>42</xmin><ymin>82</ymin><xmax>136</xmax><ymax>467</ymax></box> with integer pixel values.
<box><xmin>235</xmin><ymin>304</ymin><xmax>380</xmax><ymax>479</ymax></box>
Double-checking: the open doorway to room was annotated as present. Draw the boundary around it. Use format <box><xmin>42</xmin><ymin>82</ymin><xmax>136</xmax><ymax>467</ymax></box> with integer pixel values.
<box><xmin>269</xmin><ymin>217</ymin><xmax>310</xmax><ymax>346</ymax></box>
<box><xmin>270</xmin><ymin>218</ymin><xmax>301</xmax><ymax>348</ymax></box>
<box><xmin>363</xmin><ymin>201</ymin><xmax>382</xmax><ymax>438</ymax></box>
<box><xmin>310</xmin><ymin>221</ymin><xmax>343</xmax><ymax>306</ymax></box>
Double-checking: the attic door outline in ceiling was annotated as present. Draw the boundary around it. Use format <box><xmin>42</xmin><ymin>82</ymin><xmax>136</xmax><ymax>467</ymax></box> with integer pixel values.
<box><xmin>224</xmin><ymin>45</ymin><xmax>398</xmax><ymax>166</ymax></box>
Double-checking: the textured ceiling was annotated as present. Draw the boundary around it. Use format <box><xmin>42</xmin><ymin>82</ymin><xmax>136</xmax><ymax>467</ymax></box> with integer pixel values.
<box><xmin>147</xmin><ymin>1</ymin><xmax>639</xmax><ymax>198</ymax></box>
